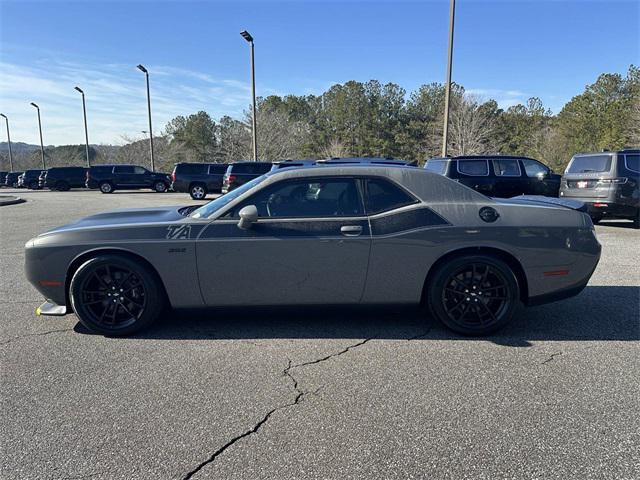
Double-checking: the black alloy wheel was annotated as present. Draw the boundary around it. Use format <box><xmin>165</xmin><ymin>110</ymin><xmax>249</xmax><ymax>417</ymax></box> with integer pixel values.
<box><xmin>70</xmin><ymin>255</ymin><xmax>164</xmax><ymax>335</ymax></box>
<box><xmin>428</xmin><ymin>255</ymin><xmax>519</xmax><ymax>336</ymax></box>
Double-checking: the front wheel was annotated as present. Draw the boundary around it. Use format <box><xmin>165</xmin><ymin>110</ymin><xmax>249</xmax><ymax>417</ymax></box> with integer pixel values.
<box><xmin>153</xmin><ymin>181</ymin><xmax>168</xmax><ymax>193</ymax></box>
<box><xmin>427</xmin><ymin>255</ymin><xmax>519</xmax><ymax>336</ymax></box>
<box><xmin>69</xmin><ymin>255</ymin><xmax>165</xmax><ymax>336</ymax></box>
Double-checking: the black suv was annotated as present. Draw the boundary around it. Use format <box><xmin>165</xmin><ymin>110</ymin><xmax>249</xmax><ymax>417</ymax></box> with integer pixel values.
<box><xmin>559</xmin><ymin>149</ymin><xmax>639</xmax><ymax>226</ymax></box>
<box><xmin>86</xmin><ymin>164</ymin><xmax>171</xmax><ymax>194</ymax></box>
<box><xmin>425</xmin><ymin>155</ymin><xmax>561</xmax><ymax>198</ymax></box>
<box><xmin>40</xmin><ymin>166</ymin><xmax>88</xmax><ymax>191</ymax></box>
<box><xmin>4</xmin><ymin>171</ymin><xmax>23</xmax><ymax>188</ymax></box>
<box><xmin>0</xmin><ymin>171</ymin><xmax>7</xmax><ymax>186</ymax></box>
<box><xmin>170</xmin><ymin>162</ymin><xmax>229</xmax><ymax>199</ymax></box>
<box><xmin>18</xmin><ymin>170</ymin><xmax>46</xmax><ymax>189</ymax></box>
<box><xmin>222</xmin><ymin>162</ymin><xmax>273</xmax><ymax>193</ymax></box>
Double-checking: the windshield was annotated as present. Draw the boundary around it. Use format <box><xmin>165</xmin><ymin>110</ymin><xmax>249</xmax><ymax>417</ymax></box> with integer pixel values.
<box><xmin>425</xmin><ymin>160</ymin><xmax>448</xmax><ymax>175</ymax></box>
<box><xmin>566</xmin><ymin>155</ymin><xmax>613</xmax><ymax>174</ymax></box>
<box><xmin>189</xmin><ymin>175</ymin><xmax>267</xmax><ymax>219</ymax></box>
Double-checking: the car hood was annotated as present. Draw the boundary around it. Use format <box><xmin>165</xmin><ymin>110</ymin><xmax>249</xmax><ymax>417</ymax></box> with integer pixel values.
<box><xmin>40</xmin><ymin>206</ymin><xmax>188</xmax><ymax>235</ymax></box>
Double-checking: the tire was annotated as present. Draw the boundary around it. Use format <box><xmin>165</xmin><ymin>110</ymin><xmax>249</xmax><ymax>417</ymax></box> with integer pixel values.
<box><xmin>189</xmin><ymin>183</ymin><xmax>207</xmax><ymax>200</ymax></box>
<box><xmin>632</xmin><ymin>215</ymin><xmax>639</xmax><ymax>229</ymax></box>
<box><xmin>56</xmin><ymin>181</ymin><xmax>70</xmax><ymax>191</ymax></box>
<box><xmin>69</xmin><ymin>254</ymin><xmax>165</xmax><ymax>336</ymax></box>
<box><xmin>427</xmin><ymin>254</ymin><xmax>520</xmax><ymax>336</ymax></box>
<box><xmin>153</xmin><ymin>181</ymin><xmax>168</xmax><ymax>193</ymax></box>
<box><xmin>28</xmin><ymin>181</ymin><xmax>39</xmax><ymax>190</ymax></box>
<box><xmin>99</xmin><ymin>181</ymin><xmax>114</xmax><ymax>194</ymax></box>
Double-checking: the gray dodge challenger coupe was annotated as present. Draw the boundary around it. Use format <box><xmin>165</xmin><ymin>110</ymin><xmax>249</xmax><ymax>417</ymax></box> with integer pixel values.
<box><xmin>25</xmin><ymin>165</ymin><xmax>601</xmax><ymax>336</ymax></box>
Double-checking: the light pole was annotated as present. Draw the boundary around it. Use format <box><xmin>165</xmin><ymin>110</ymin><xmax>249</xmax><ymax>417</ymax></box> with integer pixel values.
<box><xmin>441</xmin><ymin>0</ymin><xmax>456</xmax><ymax>157</ymax></box>
<box><xmin>240</xmin><ymin>30</ymin><xmax>258</xmax><ymax>161</ymax></box>
<box><xmin>30</xmin><ymin>102</ymin><xmax>46</xmax><ymax>169</ymax></box>
<box><xmin>0</xmin><ymin>113</ymin><xmax>13</xmax><ymax>172</ymax></box>
<box><xmin>137</xmin><ymin>64</ymin><xmax>155</xmax><ymax>171</ymax></box>
<box><xmin>74</xmin><ymin>86</ymin><xmax>91</xmax><ymax>167</ymax></box>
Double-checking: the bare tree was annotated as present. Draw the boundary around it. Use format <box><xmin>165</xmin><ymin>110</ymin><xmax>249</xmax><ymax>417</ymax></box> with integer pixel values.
<box><xmin>320</xmin><ymin>138</ymin><xmax>349</xmax><ymax>158</ymax></box>
<box><xmin>448</xmin><ymin>94</ymin><xmax>496</xmax><ymax>156</ymax></box>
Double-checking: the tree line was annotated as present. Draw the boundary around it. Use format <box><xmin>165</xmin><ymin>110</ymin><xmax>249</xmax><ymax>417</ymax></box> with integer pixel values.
<box><xmin>2</xmin><ymin>65</ymin><xmax>637</xmax><ymax>173</ymax></box>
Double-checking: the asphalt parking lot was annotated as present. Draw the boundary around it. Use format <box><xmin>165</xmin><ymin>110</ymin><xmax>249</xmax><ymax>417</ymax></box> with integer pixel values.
<box><xmin>1</xmin><ymin>188</ymin><xmax>639</xmax><ymax>480</ymax></box>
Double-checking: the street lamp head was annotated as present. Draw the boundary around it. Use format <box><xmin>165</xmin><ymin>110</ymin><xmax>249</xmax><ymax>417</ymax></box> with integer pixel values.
<box><xmin>74</xmin><ymin>86</ymin><xmax>84</xmax><ymax>94</ymax></box>
<box><xmin>137</xmin><ymin>64</ymin><xmax>148</xmax><ymax>73</ymax></box>
<box><xmin>0</xmin><ymin>113</ymin><xmax>6</xmax><ymax>119</ymax></box>
<box><xmin>240</xmin><ymin>30</ymin><xmax>253</xmax><ymax>43</ymax></box>
<box><xmin>30</xmin><ymin>102</ymin><xmax>39</xmax><ymax>109</ymax></box>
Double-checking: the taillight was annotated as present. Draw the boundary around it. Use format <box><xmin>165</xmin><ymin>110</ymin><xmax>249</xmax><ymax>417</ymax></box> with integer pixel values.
<box><xmin>171</xmin><ymin>171</ymin><xmax>176</xmax><ymax>182</ymax></box>
<box><xmin>227</xmin><ymin>175</ymin><xmax>237</xmax><ymax>184</ymax></box>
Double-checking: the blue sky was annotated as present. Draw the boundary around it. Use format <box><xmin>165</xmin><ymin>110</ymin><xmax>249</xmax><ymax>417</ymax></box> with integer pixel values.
<box><xmin>0</xmin><ymin>0</ymin><xmax>638</xmax><ymax>145</ymax></box>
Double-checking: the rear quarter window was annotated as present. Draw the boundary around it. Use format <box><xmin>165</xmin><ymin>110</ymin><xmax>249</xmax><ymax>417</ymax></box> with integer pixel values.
<box><xmin>623</xmin><ymin>154</ymin><xmax>639</xmax><ymax>173</ymax></box>
<box><xmin>231</xmin><ymin>163</ymin><xmax>272</xmax><ymax>174</ymax></box>
<box><xmin>208</xmin><ymin>164</ymin><xmax>228</xmax><ymax>174</ymax></box>
<box><xmin>425</xmin><ymin>160</ymin><xmax>448</xmax><ymax>175</ymax></box>
<box><xmin>365</xmin><ymin>178</ymin><xmax>416</xmax><ymax>214</ymax></box>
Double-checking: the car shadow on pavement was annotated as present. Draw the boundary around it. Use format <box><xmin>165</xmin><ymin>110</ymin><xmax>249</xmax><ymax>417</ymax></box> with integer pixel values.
<box><xmin>74</xmin><ymin>285</ymin><xmax>640</xmax><ymax>346</ymax></box>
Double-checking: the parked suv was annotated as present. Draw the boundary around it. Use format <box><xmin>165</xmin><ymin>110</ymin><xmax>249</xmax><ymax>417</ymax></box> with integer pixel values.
<box><xmin>170</xmin><ymin>162</ymin><xmax>228</xmax><ymax>199</ymax></box>
<box><xmin>40</xmin><ymin>166</ymin><xmax>88</xmax><ymax>191</ymax></box>
<box><xmin>559</xmin><ymin>149</ymin><xmax>639</xmax><ymax>226</ymax></box>
<box><xmin>4</xmin><ymin>171</ymin><xmax>23</xmax><ymax>188</ymax></box>
<box><xmin>86</xmin><ymin>164</ymin><xmax>171</xmax><ymax>193</ymax></box>
<box><xmin>222</xmin><ymin>162</ymin><xmax>273</xmax><ymax>193</ymax></box>
<box><xmin>18</xmin><ymin>170</ymin><xmax>46</xmax><ymax>189</ymax></box>
<box><xmin>425</xmin><ymin>155</ymin><xmax>561</xmax><ymax>198</ymax></box>
<box><xmin>0</xmin><ymin>171</ymin><xmax>7</xmax><ymax>186</ymax></box>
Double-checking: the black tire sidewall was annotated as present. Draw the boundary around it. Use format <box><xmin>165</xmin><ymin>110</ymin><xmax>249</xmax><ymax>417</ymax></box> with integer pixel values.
<box><xmin>100</xmin><ymin>182</ymin><xmax>113</xmax><ymax>193</ymax></box>
<box><xmin>69</xmin><ymin>255</ymin><xmax>164</xmax><ymax>336</ymax></box>
<box><xmin>154</xmin><ymin>181</ymin><xmax>167</xmax><ymax>193</ymax></box>
<box><xmin>428</xmin><ymin>254</ymin><xmax>519</xmax><ymax>336</ymax></box>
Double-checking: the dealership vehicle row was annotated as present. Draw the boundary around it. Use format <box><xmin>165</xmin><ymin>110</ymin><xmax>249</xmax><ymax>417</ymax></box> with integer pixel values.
<box><xmin>2</xmin><ymin>148</ymin><xmax>638</xmax><ymax>225</ymax></box>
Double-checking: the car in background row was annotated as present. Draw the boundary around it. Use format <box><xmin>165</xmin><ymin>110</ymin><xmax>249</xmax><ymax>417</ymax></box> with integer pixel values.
<box><xmin>560</xmin><ymin>149</ymin><xmax>639</xmax><ymax>227</ymax></box>
<box><xmin>271</xmin><ymin>157</ymin><xmax>417</xmax><ymax>171</ymax></box>
<box><xmin>39</xmin><ymin>167</ymin><xmax>88</xmax><ymax>191</ymax></box>
<box><xmin>18</xmin><ymin>170</ymin><xmax>46</xmax><ymax>189</ymax></box>
<box><xmin>86</xmin><ymin>164</ymin><xmax>171</xmax><ymax>194</ymax></box>
<box><xmin>0</xmin><ymin>171</ymin><xmax>7</xmax><ymax>186</ymax></box>
<box><xmin>4</xmin><ymin>171</ymin><xmax>23</xmax><ymax>188</ymax></box>
<box><xmin>425</xmin><ymin>155</ymin><xmax>561</xmax><ymax>198</ymax></box>
<box><xmin>170</xmin><ymin>162</ymin><xmax>228</xmax><ymax>199</ymax></box>
<box><xmin>222</xmin><ymin>161</ymin><xmax>273</xmax><ymax>193</ymax></box>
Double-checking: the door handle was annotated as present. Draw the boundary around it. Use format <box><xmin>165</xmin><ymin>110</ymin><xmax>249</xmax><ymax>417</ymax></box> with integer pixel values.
<box><xmin>341</xmin><ymin>225</ymin><xmax>363</xmax><ymax>236</ymax></box>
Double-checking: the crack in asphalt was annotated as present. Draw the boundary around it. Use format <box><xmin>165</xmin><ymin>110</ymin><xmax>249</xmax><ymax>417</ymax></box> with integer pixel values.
<box><xmin>0</xmin><ymin>327</ymin><xmax>73</xmax><ymax>346</ymax></box>
<box><xmin>541</xmin><ymin>352</ymin><xmax>563</xmax><ymax>364</ymax></box>
<box><xmin>182</xmin><ymin>337</ymin><xmax>374</xmax><ymax>479</ymax></box>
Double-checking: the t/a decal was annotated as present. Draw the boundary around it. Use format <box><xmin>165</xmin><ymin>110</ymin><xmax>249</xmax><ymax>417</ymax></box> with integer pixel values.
<box><xmin>166</xmin><ymin>224</ymin><xmax>192</xmax><ymax>240</ymax></box>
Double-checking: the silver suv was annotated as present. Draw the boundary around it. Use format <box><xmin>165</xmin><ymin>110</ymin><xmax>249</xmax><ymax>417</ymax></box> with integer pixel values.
<box><xmin>560</xmin><ymin>149</ymin><xmax>639</xmax><ymax>227</ymax></box>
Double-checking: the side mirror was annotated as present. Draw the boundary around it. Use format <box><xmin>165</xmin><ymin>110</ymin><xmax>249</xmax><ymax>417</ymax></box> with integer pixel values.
<box><xmin>237</xmin><ymin>205</ymin><xmax>258</xmax><ymax>230</ymax></box>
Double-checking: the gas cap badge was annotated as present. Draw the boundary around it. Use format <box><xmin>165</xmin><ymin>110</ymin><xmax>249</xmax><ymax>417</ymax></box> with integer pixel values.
<box><xmin>479</xmin><ymin>206</ymin><xmax>500</xmax><ymax>223</ymax></box>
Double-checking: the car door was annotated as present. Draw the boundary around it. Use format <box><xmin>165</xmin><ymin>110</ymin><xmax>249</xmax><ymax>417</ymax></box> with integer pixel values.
<box><xmin>113</xmin><ymin>166</ymin><xmax>135</xmax><ymax>187</ymax></box>
<box><xmin>456</xmin><ymin>159</ymin><xmax>495</xmax><ymax>196</ymax></box>
<box><xmin>196</xmin><ymin>177</ymin><xmax>371</xmax><ymax>306</ymax></box>
<box><xmin>491</xmin><ymin>158</ymin><xmax>526</xmax><ymax>197</ymax></box>
<box><xmin>521</xmin><ymin>159</ymin><xmax>559</xmax><ymax>196</ymax></box>
<box><xmin>132</xmin><ymin>166</ymin><xmax>151</xmax><ymax>187</ymax></box>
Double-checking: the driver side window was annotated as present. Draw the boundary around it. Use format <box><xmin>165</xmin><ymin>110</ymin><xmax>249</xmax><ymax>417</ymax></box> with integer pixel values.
<box><xmin>231</xmin><ymin>178</ymin><xmax>364</xmax><ymax>218</ymax></box>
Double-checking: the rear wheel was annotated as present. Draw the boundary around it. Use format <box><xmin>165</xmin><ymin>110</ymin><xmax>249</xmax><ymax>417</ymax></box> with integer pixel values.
<box><xmin>189</xmin><ymin>184</ymin><xmax>207</xmax><ymax>200</ymax></box>
<box><xmin>69</xmin><ymin>255</ymin><xmax>165</xmax><ymax>336</ymax></box>
<box><xmin>99</xmin><ymin>181</ymin><xmax>114</xmax><ymax>194</ymax></box>
<box><xmin>153</xmin><ymin>181</ymin><xmax>168</xmax><ymax>193</ymax></box>
<box><xmin>427</xmin><ymin>255</ymin><xmax>519</xmax><ymax>336</ymax></box>
<box><xmin>28</xmin><ymin>180</ymin><xmax>39</xmax><ymax>189</ymax></box>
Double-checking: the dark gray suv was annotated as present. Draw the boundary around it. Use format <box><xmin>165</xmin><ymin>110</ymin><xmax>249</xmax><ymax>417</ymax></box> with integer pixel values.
<box><xmin>559</xmin><ymin>149</ymin><xmax>639</xmax><ymax>227</ymax></box>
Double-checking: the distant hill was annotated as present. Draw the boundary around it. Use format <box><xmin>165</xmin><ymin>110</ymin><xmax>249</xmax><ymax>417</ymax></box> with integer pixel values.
<box><xmin>0</xmin><ymin>142</ymin><xmax>45</xmax><ymax>152</ymax></box>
